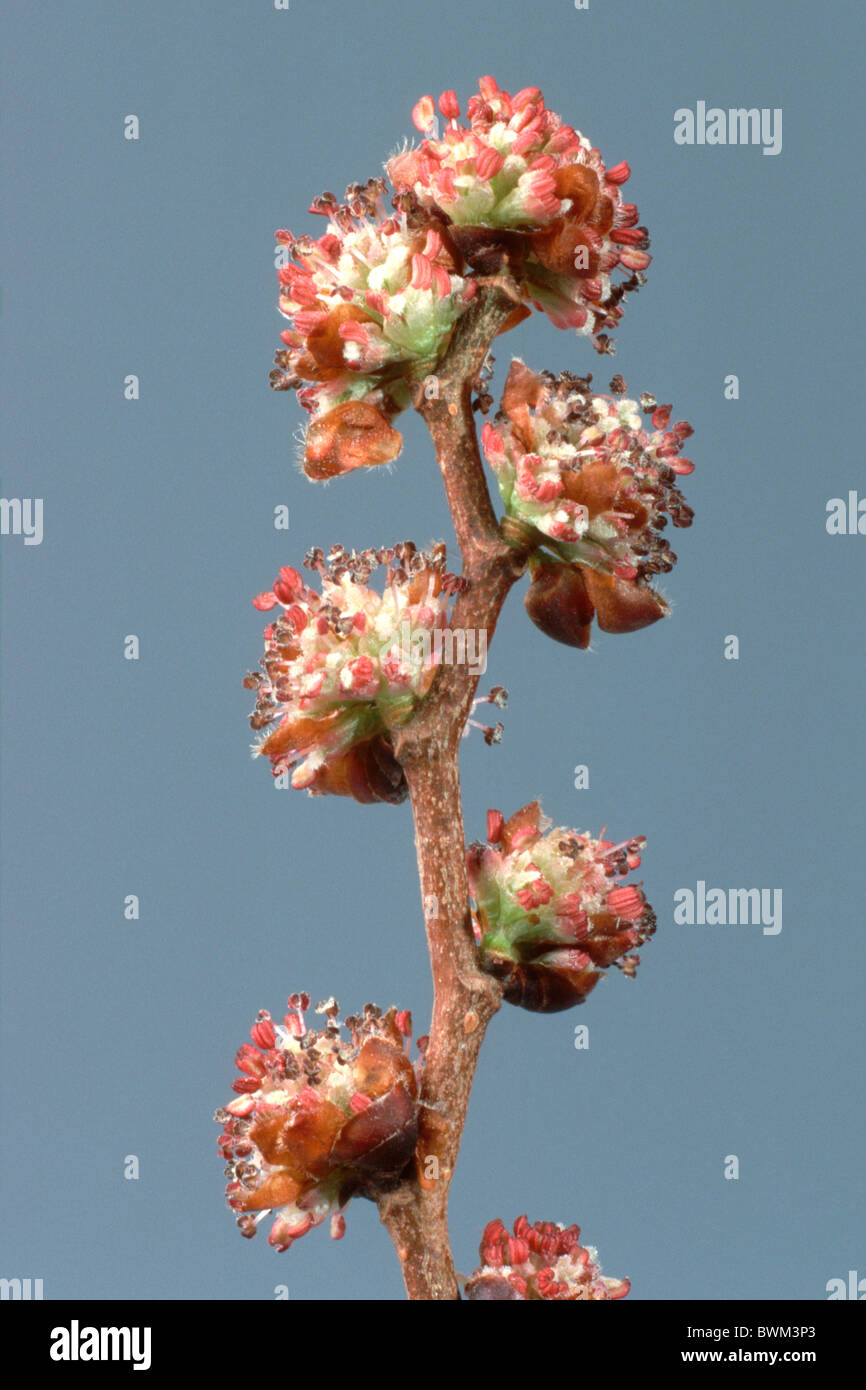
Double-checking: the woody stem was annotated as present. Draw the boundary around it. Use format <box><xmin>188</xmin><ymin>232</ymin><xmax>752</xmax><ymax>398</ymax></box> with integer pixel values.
<box><xmin>377</xmin><ymin>282</ymin><xmax>531</xmax><ymax>1299</ymax></box>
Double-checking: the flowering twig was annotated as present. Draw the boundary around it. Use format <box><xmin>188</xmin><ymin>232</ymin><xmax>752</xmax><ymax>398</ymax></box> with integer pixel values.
<box><xmin>220</xmin><ymin>74</ymin><xmax>694</xmax><ymax>1305</ymax></box>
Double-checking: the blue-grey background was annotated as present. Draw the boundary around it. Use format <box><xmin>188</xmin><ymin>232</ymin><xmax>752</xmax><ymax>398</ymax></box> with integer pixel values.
<box><xmin>2</xmin><ymin>0</ymin><xmax>863</xmax><ymax>1301</ymax></box>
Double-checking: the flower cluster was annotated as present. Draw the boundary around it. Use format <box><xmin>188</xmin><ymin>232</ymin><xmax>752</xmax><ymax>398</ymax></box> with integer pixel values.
<box><xmin>468</xmin><ymin>801</ymin><xmax>656</xmax><ymax>1012</ymax></box>
<box><xmin>217</xmin><ymin>996</ymin><xmax>419</xmax><ymax>1252</ymax></box>
<box><xmin>269</xmin><ymin>80</ymin><xmax>652</xmax><ymax>482</ymax></box>
<box><xmin>246</xmin><ymin>543</ymin><xmax>461</xmax><ymax>803</ymax></box>
<box><xmin>465</xmin><ymin>1217</ymin><xmax>630</xmax><ymax>1300</ymax></box>
<box><xmin>483</xmin><ymin>360</ymin><xmax>695</xmax><ymax>645</ymax></box>
<box><xmin>270</xmin><ymin>179</ymin><xmax>474</xmax><ymax>478</ymax></box>
<box><xmin>388</xmin><ymin>77</ymin><xmax>649</xmax><ymax>345</ymax></box>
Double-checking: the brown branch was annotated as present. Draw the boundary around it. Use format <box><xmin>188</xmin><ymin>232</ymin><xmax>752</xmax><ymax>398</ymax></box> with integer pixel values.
<box><xmin>377</xmin><ymin>283</ymin><xmax>533</xmax><ymax>1299</ymax></box>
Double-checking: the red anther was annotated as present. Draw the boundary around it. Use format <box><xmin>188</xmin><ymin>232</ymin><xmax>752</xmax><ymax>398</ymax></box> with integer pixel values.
<box><xmin>487</xmin><ymin>808</ymin><xmax>504</xmax><ymax>845</ymax></box>
<box><xmin>226</xmin><ymin>1095</ymin><xmax>256</xmax><ymax>1118</ymax></box>
<box><xmin>475</xmin><ymin>146</ymin><xmax>504</xmax><ymax>180</ymax></box>
<box><xmin>511</xmin><ymin>104</ymin><xmax>541</xmax><ymax>137</ymax></box>
<box><xmin>652</xmin><ymin>405</ymin><xmax>672</xmax><ymax>430</ymax></box>
<box><xmin>438</xmin><ymin>90</ymin><xmax>460</xmax><ymax>120</ymax></box>
<box><xmin>422</xmin><ymin>228</ymin><xmax>443</xmax><ymax>259</ymax></box>
<box><xmin>605</xmin><ymin>160</ymin><xmax>631</xmax><ymax>184</ymax></box>
<box><xmin>349</xmin><ymin>1092</ymin><xmax>373</xmax><ymax>1114</ymax></box>
<box><xmin>268</xmin><ymin>1215</ymin><xmax>305</xmax><ymax>1249</ymax></box>
<box><xmin>512</xmin><ymin>86</ymin><xmax>542</xmax><ymax>111</ymax></box>
<box><xmin>506</xmin><ymin>1236</ymin><xmax>530</xmax><ymax>1264</ymax></box>
<box><xmin>250</xmin><ymin>1018</ymin><xmax>276</xmax><ymax>1051</ymax></box>
<box><xmin>412</xmin><ymin>95</ymin><xmax>436</xmax><ymax>133</ymax></box>
<box><xmin>616</xmin><ymin>202</ymin><xmax>640</xmax><ymax>227</ymax></box>
<box><xmin>252</xmin><ymin>591</ymin><xmax>278</xmax><ymax>611</ymax></box>
<box><xmin>608</xmin><ymin>884</ymin><xmax>644</xmax><ymax>917</ymax></box>
<box><xmin>556</xmin><ymin>893</ymin><xmax>588</xmax><ymax>932</ymax></box>
<box><xmin>618</xmin><ymin>247</ymin><xmax>651</xmax><ymax>271</ymax></box>
<box><xmin>547</xmin><ymin>124</ymin><xmax>580</xmax><ymax>153</ymax></box>
<box><xmin>235</xmin><ymin>1043</ymin><xmax>267</xmax><ymax>1078</ymax></box>
<box><xmin>512</xmin><ymin>124</ymin><xmax>545</xmax><ymax>158</ymax></box>
<box><xmin>528</xmin><ymin>169</ymin><xmax>556</xmax><ymax>200</ymax></box>
<box><xmin>610</xmin><ymin>225</ymin><xmax>649</xmax><ymax>246</ymax></box>
<box><xmin>346</xmin><ymin>654</ymin><xmax>376</xmax><ymax>694</ymax></box>
<box><xmin>533</xmin><ymin>479</ymin><xmax>561</xmax><ymax>504</ymax></box>
<box><xmin>273</xmin><ymin>567</ymin><xmax>303</xmax><ymax>604</ymax></box>
<box><xmin>289</xmin><ymin>278</ymin><xmax>320</xmax><ymax>308</ymax></box>
<box><xmin>483</xmin><ymin>1218</ymin><xmax>507</xmax><ymax>1243</ymax></box>
<box><xmin>337</xmin><ymin>319</ymin><xmax>370</xmax><ymax>344</ymax></box>
<box><xmin>434</xmin><ymin>167</ymin><xmax>456</xmax><ymax>199</ymax></box>
<box><xmin>431</xmin><ymin>263</ymin><xmax>452</xmax><ymax>298</ymax></box>
<box><xmin>293</xmin><ymin>309</ymin><xmax>328</xmax><ymax>335</ymax></box>
<box><xmin>410</xmin><ymin>253</ymin><xmax>433</xmax><ymax>291</ymax></box>
<box><xmin>516</xmin><ymin>875</ymin><xmax>554</xmax><ymax>909</ymax></box>
<box><xmin>282</xmin><ymin>603</ymin><xmax>307</xmax><ymax>633</ymax></box>
<box><xmin>230</xmin><ymin>1077</ymin><xmax>260</xmax><ymax>1095</ymax></box>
